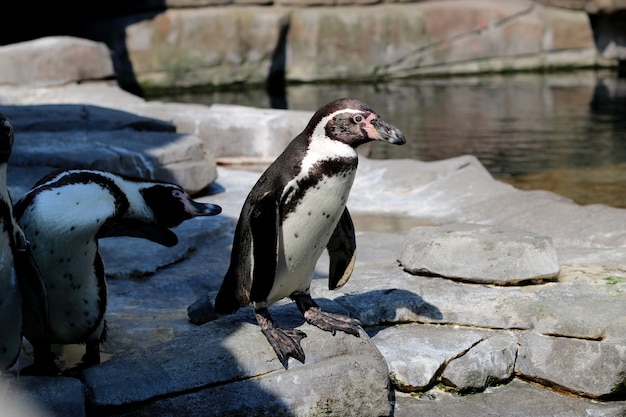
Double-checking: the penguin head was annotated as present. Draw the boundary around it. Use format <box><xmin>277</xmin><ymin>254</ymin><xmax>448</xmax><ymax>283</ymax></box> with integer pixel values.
<box><xmin>0</xmin><ymin>113</ymin><xmax>14</xmax><ymax>164</ymax></box>
<box><xmin>310</xmin><ymin>98</ymin><xmax>406</xmax><ymax>148</ymax></box>
<box><xmin>140</xmin><ymin>184</ymin><xmax>222</xmax><ymax>229</ymax></box>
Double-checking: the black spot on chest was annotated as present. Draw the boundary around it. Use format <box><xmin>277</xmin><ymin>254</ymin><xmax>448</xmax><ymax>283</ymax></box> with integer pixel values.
<box><xmin>282</xmin><ymin>157</ymin><xmax>356</xmax><ymax>217</ymax></box>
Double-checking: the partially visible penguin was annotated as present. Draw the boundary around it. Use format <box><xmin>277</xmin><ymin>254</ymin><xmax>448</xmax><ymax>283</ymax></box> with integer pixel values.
<box><xmin>214</xmin><ymin>98</ymin><xmax>405</xmax><ymax>367</ymax></box>
<box><xmin>0</xmin><ymin>113</ymin><xmax>48</xmax><ymax>373</ymax></box>
<box><xmin>14</xmin><ymin>169</ymin><xmax>222</xmax><ymax>373</ymax></box>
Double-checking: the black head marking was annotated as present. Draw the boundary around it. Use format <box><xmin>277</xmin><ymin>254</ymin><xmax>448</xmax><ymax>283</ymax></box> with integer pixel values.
<box><xmin>140</xmin><ymin>184</ymin><xmax>193</xmax><ymax>228</ymax></box>
<box><xmin>302</xmin><ymin>98</ymin><xmax>406</xmax><ymax>148</ymax></box>
<box><xmin>140</xmin><ymin>183</ymin><xmax>221</xmax><ymax>228</ymax></box>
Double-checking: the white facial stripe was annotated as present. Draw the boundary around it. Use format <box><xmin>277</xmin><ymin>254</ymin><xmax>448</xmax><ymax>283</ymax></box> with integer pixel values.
<box><xmin>282</xmin><ymin>111</ymin><xmax>359</xmax><ymax>202</ymax></box>
<box><xmin>311</xmin><ymin>108</ymin><xmax>363</xmax><ymax>140</ymax></box>
<box><xmin>306</xmin><ymin>109</ymin><xmax>361</xmax><ymax>168</ymax></box>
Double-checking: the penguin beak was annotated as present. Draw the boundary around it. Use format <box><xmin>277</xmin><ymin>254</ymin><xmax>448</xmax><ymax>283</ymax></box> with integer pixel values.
<box><xmin>365</xmin><ymin>114</ymin><xmax>406</xmax><ymax>145</ymax></box>
<box><xmin>184</xmin><ymin>197</ymin><xmax>222</xmax><ymax>217</ymax></box>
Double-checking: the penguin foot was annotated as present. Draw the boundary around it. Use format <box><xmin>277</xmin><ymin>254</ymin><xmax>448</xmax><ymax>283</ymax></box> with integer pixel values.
<box><xmin>293</xmin><ymin>294</ymin><xmax>362</xmax><ymax>337</ymax></box>
<box><xmin>256</xmin><ymin>308</ymin><xmax>307</xmax><ymax>368</ymax></box>
<box><xmin>59</xmin><ymin>341</ymin><xmax>102</xmax><ymax>377</ymax></box>
<box><xmin>16</xmin><ymin>348</ymin><xmax>60</xmax><ymax>376</ymax></box>
<box><xmin>19</xmin><ymin>360</ymin><xmax>60</xmax><ymax>377</ymax></box>
<box><xmin>81</xmin><ymin>341</ymin><xmax>101</xmax><ymax>368</ymax></box>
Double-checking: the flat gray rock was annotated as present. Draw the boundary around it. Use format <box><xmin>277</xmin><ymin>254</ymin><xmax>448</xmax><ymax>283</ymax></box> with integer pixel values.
<box><xmin>1</xmin><ymin>102</ymin><xmax>218</xmax><ymax>193</ymax></box>
<box><xmin>394</xmin><ymin>378</ymin><xmax>626</xmax><ymax>417</ymax></box>
<box><xmin>1</xmin><ymin>376</ymin><xmax>85</xmax><ymax>417</ymax></box>
<box><xmin>517</xmin><ymin>332</ymin><xmax>626</xmax><ymax>399</ymax></box>
<box><xmin>398</xmin><ymin>223</ymin><xmax>561</xmax><ymax>284</ymax></box>
<box><xmin>440</xmin><ymin>332</ymin><xmax>518</xmax><ymax>391</ymax></box>
<box><xmin>99</xmin><ymin>215</ymin><xmax>232</xmax><ymax>279</ymax></box>
<box><xmin>83</xmin><ymin>304</ymin><xmax>392</xmax><ymax>417</ymax></box>
<box><xmin>311</xmin><ymin>228</ymin><xmax>626</xmax><ymax>399</ymax></box>
<box><xmin>370</xmin><ymin>324</ymin><xmax>488</xmax><ymax>391</ymax></box>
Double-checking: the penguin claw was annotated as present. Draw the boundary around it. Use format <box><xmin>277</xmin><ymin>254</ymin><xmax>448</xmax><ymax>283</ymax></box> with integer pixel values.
<box><xmin>263</xmin><ymin>327</ymin><xmax>307</xmax><ymax>368</ymax></box>
<box><xmin>293</xmin><ymin>294</ymin><xmax>362</xmax><ymax>337</ymax></box>
<box><xmin>19</xmin><ymin>359</ymin><xmax>60</xmax><ymax>377</ymax></box>
<box><xmin>256</xmin><ymin>308</ymin><xmax>307</xmax><ymax>368</ymax></box>
<box><xmin>304</xmin><ymin>309</ymin><xmax>362</xmax><ymax>337</ymax></box>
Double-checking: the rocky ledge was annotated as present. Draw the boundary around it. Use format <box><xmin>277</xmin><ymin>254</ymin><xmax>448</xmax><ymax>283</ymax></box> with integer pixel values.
<box><xmin>0</xmin><ymin>78</ymin><xmax>624</xmax><ymax>416</ymax></box>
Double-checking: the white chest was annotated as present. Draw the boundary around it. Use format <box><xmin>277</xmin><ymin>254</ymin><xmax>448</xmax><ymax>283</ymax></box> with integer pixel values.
<box><xmin>264</xmin><ymin>165</ymin><xmax>356</xmax><ymax>305</ymax></box>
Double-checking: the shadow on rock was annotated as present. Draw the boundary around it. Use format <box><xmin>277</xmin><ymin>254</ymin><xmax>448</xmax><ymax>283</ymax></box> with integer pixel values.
<box><xmin>334</xmin><ymin>288</ymin><xmax>443</xmax><ymax>332</ymax></box>
<box><xmin>82</xmin><ymin>318</ymin><xmax>299</xmax><ymax>416</ymax></box>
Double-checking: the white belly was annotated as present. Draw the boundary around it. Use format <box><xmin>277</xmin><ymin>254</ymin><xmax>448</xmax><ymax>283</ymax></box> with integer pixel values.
<box><xmin>265</xmin><ymin>170</ymin><xmax>355</xmax><ymax>305</ymax></box>
<box><xmin>22</xmin><ymin>224</ymin><xmax>105</xmax><ymax>343</ymax></box>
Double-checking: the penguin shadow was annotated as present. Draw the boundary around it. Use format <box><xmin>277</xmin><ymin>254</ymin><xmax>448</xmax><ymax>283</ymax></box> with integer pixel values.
<box><xmin>235</xmin><ymin>284</ymin><xmax>443</xmax><ymax>339</ymax></box>
<box><xmin>332</xmin><ymin>288</ymin><xmax>443</xmax><ymax>337</ymax></box>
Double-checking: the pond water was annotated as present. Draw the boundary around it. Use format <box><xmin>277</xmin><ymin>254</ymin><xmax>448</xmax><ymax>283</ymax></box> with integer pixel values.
<box><xmin>148</xmin><ymin>71</ymin><xmax>626</xmax><ymax>208</ymax></box>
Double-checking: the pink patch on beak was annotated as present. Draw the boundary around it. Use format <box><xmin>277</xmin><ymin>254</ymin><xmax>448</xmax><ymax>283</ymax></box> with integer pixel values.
<box><xmin>363</xmin><ymin>113</ymin><xmax>383</xmax><ymax>141</ymax></box>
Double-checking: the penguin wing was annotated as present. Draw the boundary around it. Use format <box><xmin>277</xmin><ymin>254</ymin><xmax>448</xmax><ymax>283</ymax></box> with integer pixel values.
<box><xmin>248</xmin><ymin>191</ymin><xmax>280</xmax><ymax>302</ymax></box>
<box><xmin>327</xmin><ymin>207</ymin><xmax>356</xmax><ymax>290</ymax></box>
<box><xmin>215</xmin><ymin>191</ymin><xmax>279</xmax><ymax>313</ymax></box>
<box><xmin>13</xmin><ymin>231</ymin><xmax>50</xmax><ymax>357</ymax></box>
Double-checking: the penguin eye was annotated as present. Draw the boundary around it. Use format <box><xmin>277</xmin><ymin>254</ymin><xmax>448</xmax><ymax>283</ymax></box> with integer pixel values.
<box><xmin>172</xmin><ymin>189</ymin><xmax>184</xmax><ymax>198</ymax></box>
<box><xmin>353</xmin><ymin>115</ymin><xmax>363</xmax><ymax>123</ymax></box>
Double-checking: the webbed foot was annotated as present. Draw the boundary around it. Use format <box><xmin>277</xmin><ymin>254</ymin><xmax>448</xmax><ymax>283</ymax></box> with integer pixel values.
<box><xmin>256</xmin><ymin>308</ymin><xmax>307</xmax><ymax>368</ymax></box>
<box><xmin>293</xmin><ymin>294</ymin><xmax>361</xmax><ymax>337</ymax></box>
<box><xmin>19</xmin><ymin>351</ymin><xmax>60</xmax><ymax>376</ymax></box>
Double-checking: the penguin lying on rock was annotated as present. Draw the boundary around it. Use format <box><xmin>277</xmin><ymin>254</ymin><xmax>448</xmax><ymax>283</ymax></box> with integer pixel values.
<box><xmin>14</xmin><ymin>169</ymin><xmax>222</xmax><ymax>374</ymax></box>
<box><xmin>0</xmin><ymin>113</ymin><xmax>49</xmax><ymax>374</ymax></box>
<box><xmin>214</xmin><ymin>98</ymin><xmax>406</xmax><ymax>368</ymax></box>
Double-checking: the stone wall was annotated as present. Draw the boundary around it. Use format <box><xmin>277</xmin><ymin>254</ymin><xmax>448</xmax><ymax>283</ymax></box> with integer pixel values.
<box><xmin>3</xmin><ymin>0</ymin><xmax>626</xmax><ymax>92</ymax></box>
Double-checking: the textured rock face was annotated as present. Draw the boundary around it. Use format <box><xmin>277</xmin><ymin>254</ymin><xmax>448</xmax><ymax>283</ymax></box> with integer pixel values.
<box><xmin>123</xmin><ymin>8</ymin><xmax>290</xmax><ymax>88</ymax></box>
<box><xmin>0</xmin><ymin>37</ymin><xmax>114</xmax><ymax>87</ymax></box>
<box><xmin>288</xmin><ymin>1</ymin><xmax>596</xmax><ymax>81</ymax></box>
<box><xmin>78</xmin><ymin>0</ymin><xmax>610</xmax><ymax>90</ymax></box>
<box><xmin>2</xmin><ymin>2</ymin><xmax>625</xmax><ymax>90</ymax></box>
<box><xmin>537</xmin><ymin>0</ymin><xmax>626</xmax><ymax>13</ymax></box>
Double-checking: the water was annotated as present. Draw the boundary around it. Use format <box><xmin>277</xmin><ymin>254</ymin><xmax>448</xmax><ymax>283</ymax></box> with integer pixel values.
<box><xmin>148</xmin><ymin>71</ymin><xmax>626</xmax><ymax>208</ymax></box>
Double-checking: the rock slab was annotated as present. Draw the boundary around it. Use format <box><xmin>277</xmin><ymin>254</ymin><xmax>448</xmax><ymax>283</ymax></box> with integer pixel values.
<box><xmin>399</xmin><ymin>223</ymin><xmax>561</xmax><ymax>284</ymax></box>
<box><xmin>82</xmin><ymin>306</ymin><xmax>392</xmax><ymax>417</ymax></box>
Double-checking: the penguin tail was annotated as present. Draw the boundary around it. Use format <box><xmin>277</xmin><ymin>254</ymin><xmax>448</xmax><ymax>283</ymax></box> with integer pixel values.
<box><xmin>214</xmin><ymin>288</ymin><xmax>243</xmax><ymax>315</ymax></box>
<box><xmin>214</xmin><ymin>270</ymin><xmax>249</xmax><ymax>315</ymax></box>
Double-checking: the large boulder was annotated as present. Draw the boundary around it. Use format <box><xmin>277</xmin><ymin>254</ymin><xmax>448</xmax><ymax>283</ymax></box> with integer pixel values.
<box><xmin>0</xmin><ymin>37</ymin><xmax>114</xmax><ymax>87</ymax></box>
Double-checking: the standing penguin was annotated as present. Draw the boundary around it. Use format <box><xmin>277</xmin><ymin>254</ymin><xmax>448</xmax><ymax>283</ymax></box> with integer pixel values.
<box><xmin>14</xmin><ymin>169</ymin><xmax>222</xmax><ymax>373</ymax></box>
<box><xmin>0</xmin><ymin>113</ymin><xmax>49</xmax><ymax>373</ymax></box>
<box><xmin>214</xmin><ymin>98</ymin><xmax>406</xmax><ymax>367</ymax></box>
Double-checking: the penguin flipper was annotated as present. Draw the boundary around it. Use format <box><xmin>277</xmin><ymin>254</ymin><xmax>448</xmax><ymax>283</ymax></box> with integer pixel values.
<box><xmin>215</xmin><ymin>192</ymin><xmax>279</xmax><ymax>313</ymax></box>
<box><xmin>13</xmin><ymin>232</ymin><xmax>54</xmax><ymax>374</ymax></box>
<box><xmin>249</xmin><ymin>192</ymin><xmax>280</xmax><ymax>303</ymax></box>
<box><xmin>327</xmin><ymin>207</ymin><xmax>356</xmax><ymax>290</ymax></box>
<box><xmin>0</xmin><ymin>271</ymin><xmax>22</xmax><ymax>370</ymax></box>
